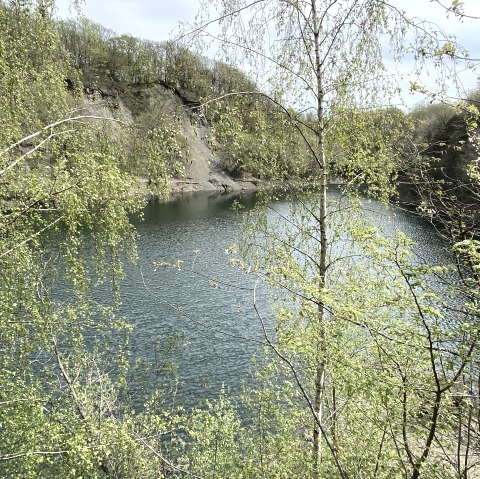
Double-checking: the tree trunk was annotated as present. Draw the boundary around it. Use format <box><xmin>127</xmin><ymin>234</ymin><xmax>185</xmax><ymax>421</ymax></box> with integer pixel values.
<box><xmin>311</xmin><ymin>1</ymin><xmax>329</xmax><ymax>477</ymax></box>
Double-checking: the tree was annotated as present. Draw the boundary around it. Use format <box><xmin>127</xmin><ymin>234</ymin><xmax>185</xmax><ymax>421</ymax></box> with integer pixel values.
<box><xmin>181</xmin><ymin>1</ymin><xmax>480</xmax><ymax>478</ymax></box>
<box><xmin>3</xmin><ymin>0</ymin><xmax>479</xmax><ymax>477</ymax></box>
<box><xmin>0</xmin><ymin>2</ymin><xmax>183</xmax><ymax>476</ymax></box>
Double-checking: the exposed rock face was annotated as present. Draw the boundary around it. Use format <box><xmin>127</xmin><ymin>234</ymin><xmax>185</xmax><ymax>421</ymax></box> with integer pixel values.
<box><xmin>82</xmin><ymin>83</ymin><xmax>258</xmax><ymax>196</ymax></box>
<box><xmin>171</xmin><ymin>118</ymin><xmax>258</xmax><ymax>194</ymax></box>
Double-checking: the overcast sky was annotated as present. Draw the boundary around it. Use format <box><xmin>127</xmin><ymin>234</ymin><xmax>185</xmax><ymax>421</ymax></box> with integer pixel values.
<box><xmin>55</xmin><ymin>0</ymin><xmax>198</xmax><ymax>41</ymax></box>
<box><xmin>55</xmin><ymin>0</ymin><xmax>480</xmax><ymax>107</ymax></box>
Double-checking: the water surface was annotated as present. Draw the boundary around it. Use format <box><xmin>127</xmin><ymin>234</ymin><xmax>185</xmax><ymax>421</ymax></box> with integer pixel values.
<box><xmin>118</xmin><ymin>190</ymin><xmax>450</xmax><ymax>408</ymax></box>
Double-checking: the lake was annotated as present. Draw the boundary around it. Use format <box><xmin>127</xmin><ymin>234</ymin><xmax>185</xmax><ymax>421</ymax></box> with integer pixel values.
<box><xmin>113</xmin><ymin>190</ymin><xmax>450</xmax><ymax>408</ymax></box>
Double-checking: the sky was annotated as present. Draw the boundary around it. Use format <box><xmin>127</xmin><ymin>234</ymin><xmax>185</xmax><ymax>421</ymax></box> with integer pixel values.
<box><xmin>55</xmin><ymin>0</ymin><xmax>198</xmax><ymax>41</ymax></box>
<box><xmin>54</xmin><ymin>0</ymin><xmax>480</xmax><ymax>107</ymax></box>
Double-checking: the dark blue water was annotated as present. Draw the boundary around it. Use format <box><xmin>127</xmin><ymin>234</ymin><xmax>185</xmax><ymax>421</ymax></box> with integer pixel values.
<box><xmin>115</xmin><ymin>191</ymin><xmax>450</xmax><ymax>408</ymax></box>
<box><xmin>120</xmin><ymin>192</ymin><xmax>270</xmax><ymax>408</ymax></box>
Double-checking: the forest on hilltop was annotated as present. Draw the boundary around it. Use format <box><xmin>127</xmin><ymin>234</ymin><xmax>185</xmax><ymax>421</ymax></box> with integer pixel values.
<box><xmin>58</xmin><ymin>15</ymin><xmax>480</xmax><ymax>199</ymax></box>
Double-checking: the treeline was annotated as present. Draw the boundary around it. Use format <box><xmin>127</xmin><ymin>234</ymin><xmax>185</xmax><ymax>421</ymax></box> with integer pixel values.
<box><xmin>4</xmin><ymin>4</ymin><xmax>479</xmax><ymax>191</ymax></box>
<box><xmin>58</xmin><ymin>17</ymin><xmax>258</xmax><ymax>99</ymax></box>
<box><xmin>323</xmin><ymin>96</ymin><xmax>480</xmax><ymax>210</ymax></box>
<box><xmin>398</xmin><ymin>94</ymin><xmax>480</xmax><ymax>230</ymax></box>
<box><xmin>408</xmin><ymin>96</ymin><xmax>479</xmax><ymax>186</ymax></box>
<box><xmin>14</xmin><ymin>10</ymin><xmax>477</xmax><ymax>193</ymax></box>
<box><xmin>57</xmin><ymin>17</ymin><xmax>317</xmax><ymax>180</ymax></box>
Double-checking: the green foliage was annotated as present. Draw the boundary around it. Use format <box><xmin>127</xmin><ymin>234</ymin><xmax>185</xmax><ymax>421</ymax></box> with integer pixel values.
<box><xmin>185</xmin><ymin>1</ymin><xmax>480</xmax><ymax>478</ymax></box>
<box><xmin>131</xmin><ymin>108</ymin><xmax>190</xmax><ymax>195</ymax></box>
<box><xmin>207</xmin><ymin>97</ymin><xmax>314</xmax><ymax>179</ymax></box>
<box><xmin>406</xmin><ymin>93</ymin><xmax>480</xmax><ymax>183</ymax></box>
<box><xmin>0</xmin><ymin>0</ymin><xmax>69</xmax><ymax>144</ymax></box>
<box><xmin>237</xmin><ymin>196</ymin><xmax>480</xmax><ymax>478</ymax></box>
<box><xmin>2</xmin><ymin>1</ymin><xmax>480</xmax><ymax>478</ymax></box>
<box><xmin>328</xmin><ymin>107</ymin><xmax>411</xmax><ymax>201</ymax></box>
<box><xmin>183</xmin><ymin>395</ymin><xmax>242</xmax><ymax>478</ymax></box>
<box><xmin>400</xmin><ymin>96</ymin><xmax>480</xmax><ymax>243</ymax></box>
<box><xmin>0</xmin><ymin>2</ymin><xmax>176</xmax><ymax>476</ymax></box>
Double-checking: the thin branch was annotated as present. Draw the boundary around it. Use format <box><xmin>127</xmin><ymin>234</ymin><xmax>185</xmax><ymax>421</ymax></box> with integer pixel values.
<box><xmin>430</xmin><ymin>0</ymin><xmax>480</xmax><ymax>20</ymax></box>
<box><xmin>0</xmin><ymin>450</ymin><xmax>69</xmax><ymax>461</ymax></box>
<box><xmin>141</xmin><ymin>267</ymin><xmax>267</xmax><ymax>346</ymax></box>
<box><xmin>0</xmin><ymin>129</ymin><xmax>74</xmax><ymax>177</ymax></box>
<box><xmin>0</xmin><ymin>215</ymin><xmax>64</xmax><ymax>259</ymax></box>
<box><xmin>252</xmin><ymin>277</ymin><xmax>350</xmax><ymax>479</ymax></box>
<box><xmin>133</xmin><ymin>432</ymin><xmax>206</xmax><ymax>479</ymax></box>
<box><xmin>197</xmin><ymin>30</ymin><xmax>316</xmax><ymax>96</ymax></box>
<box><xmin>0</xmin><ymin>115</ymin><xmax>124</xmax><ymax>162</ymax></box>
<box><xmin>173</xmin><ymin>0</ymin><xmax>269</xmax><ymax>44</ymax></box>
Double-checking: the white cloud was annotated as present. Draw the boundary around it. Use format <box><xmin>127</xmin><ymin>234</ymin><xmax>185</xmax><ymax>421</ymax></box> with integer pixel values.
<box><xmin>55</xmin><ymin>0</ymin><xmax>198</xmax><ymax>41</ymax></box>
<box><xmin>54</xmin><ymin>0</ymin><xmax>479</xmax><ymax>105</ymax></box>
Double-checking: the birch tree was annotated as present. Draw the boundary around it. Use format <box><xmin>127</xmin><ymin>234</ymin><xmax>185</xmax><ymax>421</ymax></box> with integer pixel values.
<box><xmin>183</xmin><ymin>1</ymin><xmax>479</xmax><ymax>478</ymax></box>
<box><xmin>0</xmin><ymin>2</ymin><xmax>183</xmax><ymax>476</ymax></box>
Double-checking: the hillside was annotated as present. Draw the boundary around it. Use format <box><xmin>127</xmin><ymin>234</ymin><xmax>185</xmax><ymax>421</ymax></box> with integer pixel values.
<box><xmin>81</xmin><ymin>82</ymin><xmax>259</xmax><ymax>195</ymax></box>
<box><xmin>57</xmin><ymin>16</ymin><xmax>318</xmax><ymax>197</ymax></box>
